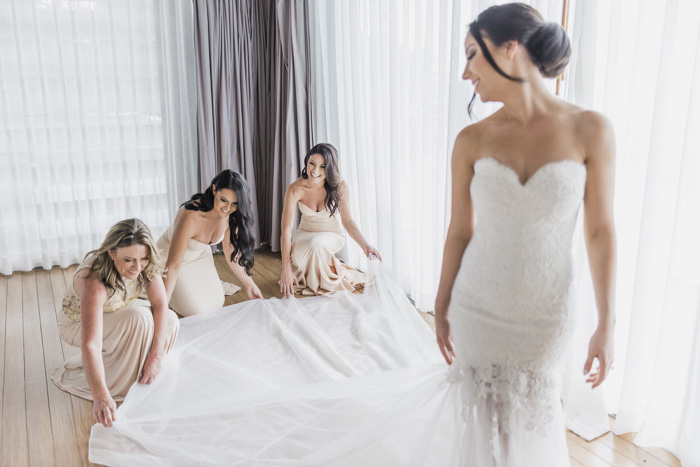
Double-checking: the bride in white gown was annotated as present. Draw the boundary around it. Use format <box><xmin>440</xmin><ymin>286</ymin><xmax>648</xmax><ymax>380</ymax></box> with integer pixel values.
<box><xmin>89</xmin><ymin>4</ymin><xmax>616</xmax><ymax>466</ymax></box>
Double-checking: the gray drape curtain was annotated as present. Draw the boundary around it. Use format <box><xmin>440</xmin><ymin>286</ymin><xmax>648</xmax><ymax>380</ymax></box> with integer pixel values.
<box><xmin>192</xmin><ymin>0</ymin><xmax>311</xmax><ymax>249</ymax></box>
<box><xmin>257</xmin><ymin>0</ymin><xmax>312</xmax><ymax>251</ymax></box>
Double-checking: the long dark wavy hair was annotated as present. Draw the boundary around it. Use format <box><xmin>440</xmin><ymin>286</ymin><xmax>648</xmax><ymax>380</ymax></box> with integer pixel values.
<box><xmin>467</xmin><ymin>3</ymin><xmax>571</xmax><ymax>117</ymax></box>
<box><xmin>301</xmin><ymin>143</ymin><xmax>342</xmax><ymax>216</ymax></box>
<box><xmin>183</xmin><ymin>170</ymin><xmax>255</xmax><ymax>275</ymax></box>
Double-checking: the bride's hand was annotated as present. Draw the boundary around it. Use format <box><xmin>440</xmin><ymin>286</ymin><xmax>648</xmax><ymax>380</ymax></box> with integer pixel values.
<box><xmin>279</xmin><ymin>267</ymin><xmax>298</xmax><ymax>298</ymax></box>
<box><xmin>584</xmin><ymin>326</ymin><xmax>614</xmax><ymax>389</ymax></box>
<box><xmin>435</xmin><ymin>312</ymin><xmax>455</xmax><ymax>365</ymax></box>
<box><xmin>362</xmin><ymin>245</ymin><xmax>382</xmax><ymax>261</ymax></box>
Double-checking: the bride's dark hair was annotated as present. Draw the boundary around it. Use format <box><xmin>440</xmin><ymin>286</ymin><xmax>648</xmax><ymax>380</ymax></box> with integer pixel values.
<box><xmin>184</xmin><ymin>170</ymin><xmax>255</xmax><ymax>275</ymax></box>
<box><xmin>302</xmin><ymin>143</ymin><xmax>342</xmax><ymax>216</ymax></box>
<box><xmin>468</xmin><ymin>3</ymin><xmax>571</xmax><ymax>115</ymax></box>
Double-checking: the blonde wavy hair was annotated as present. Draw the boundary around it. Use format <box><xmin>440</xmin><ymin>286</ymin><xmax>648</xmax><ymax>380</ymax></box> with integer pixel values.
<box><xmin>85</xmin><ymin>218</ymin><xmax>165</xmax><ymax>299</ymax></box>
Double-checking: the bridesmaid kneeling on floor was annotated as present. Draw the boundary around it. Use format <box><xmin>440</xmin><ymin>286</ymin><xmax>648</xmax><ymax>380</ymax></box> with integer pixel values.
<box><xmin>280</xmin><ymin>143</ymin><xmax>381</xmax><ymax>296</ymax></box>
<box><xmin>157</xmin><ymin>170</ymin><xmax>263</xmax><ymax>317</ymax></box>
<box><xmin>52</xmin><ymin>218</ymin><xmax>179</xmax><ymax>428</ymax></box>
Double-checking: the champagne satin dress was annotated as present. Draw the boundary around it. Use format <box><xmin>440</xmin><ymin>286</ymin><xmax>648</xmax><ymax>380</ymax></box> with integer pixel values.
<box><xmin>291</xmin><ymin>202</ymin><xmax>365</xmax><ymax>295</ymax></box>
<box><xmin>156</xmin><ymin>226</ymin><xmax>239</xmax><ymax>317</ymax></box>
<box><xmin>52</xmin><ymin>254</ymin><xmax>180</xmax><ymax>402</ymax></box>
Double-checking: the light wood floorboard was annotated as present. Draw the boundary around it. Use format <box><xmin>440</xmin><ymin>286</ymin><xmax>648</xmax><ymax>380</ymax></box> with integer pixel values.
<box><xmin>37</xmin><ymin>269</ymin><xmax>82</xmax><ymax>466</ymax></box>
<box><xmin>3</xmin><ymin>273</ymin><xmax>29</xmax><ymax>467</ymax></box>
<box><xmin>0</xmin><ymin>247</ymin><xmax>682</xmax><ymax>466</ymax></box>
<box><xmin>22</xmin><ymin>272</ymin><xmax>55</xmax><ymax>466</ymax></box>
<box><xmin>0</xmin><ymin>275</ymin><xmax>7</xmax><ymax>462</ymax></box>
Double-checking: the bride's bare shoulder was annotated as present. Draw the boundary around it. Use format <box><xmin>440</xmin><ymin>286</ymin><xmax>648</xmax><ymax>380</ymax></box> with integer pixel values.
<box><xmin>453</xmin><ymin>116</ymin><xmax>495</xmax><ymax>165</ymax></box>
<box><xmin>572</xmin><ymin>108</ymin><xmax>614</xmax><ymax>154</ymax></box>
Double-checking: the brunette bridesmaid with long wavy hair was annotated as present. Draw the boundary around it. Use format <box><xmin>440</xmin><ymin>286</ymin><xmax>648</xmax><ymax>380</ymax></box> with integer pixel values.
<box><xmin>157</xmin><ymin>170</ymin><xmax>263</xmax><ymax>316</ymax></box>
<box><xmin>279</xmin><ymin>143</ymin><xmax>381</xmax><ymax>296</ymax></box>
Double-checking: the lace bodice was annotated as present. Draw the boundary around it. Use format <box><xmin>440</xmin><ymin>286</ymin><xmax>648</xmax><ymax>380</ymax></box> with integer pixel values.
<box><xmin>62</xmin><ymin>254</ymin><xmax>144</xmax><ymax>322</ymax></box>
<box><xmin>448</xmin><ymin>156</ymin><xmax>587</xmax><ymax>439</ymax></box>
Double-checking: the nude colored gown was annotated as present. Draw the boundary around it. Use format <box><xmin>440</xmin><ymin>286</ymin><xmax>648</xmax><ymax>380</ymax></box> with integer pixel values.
<box><xmin>292</xmin><ymin>201</ymin><xmax>364</xmax><ymax>295</ymax></box>
<box><xmin>52</xmin><ymin>254</ymin><xmax>180</xmax><ymax>402</ymax></box>
<box><xmin>156</xmin><ymin>226</ymin><xmax>239</xmax><ymax>316</ymax></box>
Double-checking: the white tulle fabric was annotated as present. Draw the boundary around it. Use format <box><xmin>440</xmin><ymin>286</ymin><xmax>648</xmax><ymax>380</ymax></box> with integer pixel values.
<box><xmin>89</xmin><ymin>157</ymin><xmax>585</xmax><ymax>466</ymax></box>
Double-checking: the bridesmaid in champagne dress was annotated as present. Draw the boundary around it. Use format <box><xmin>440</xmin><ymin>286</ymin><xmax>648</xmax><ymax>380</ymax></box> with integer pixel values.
<box><xmin>53</xmin><ymin>219</ymin><xmax>179</xmax><ymax>428</ymax></box>
<box><xmin>279</xmin><ymin>143</ymin><xmax>381</xmax><ymax>296</ymax></box>
<box><xmin>157</xmin><ymin>170</ymin><xmax>263</xmax><ymax>316</ymax></box>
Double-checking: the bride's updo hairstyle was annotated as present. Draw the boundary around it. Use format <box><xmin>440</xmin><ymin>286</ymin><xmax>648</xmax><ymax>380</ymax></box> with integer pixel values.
<box><xmin>470</xmin><ymin>3</ymin><xmax>571</xmax><ymax>82</ymax></box>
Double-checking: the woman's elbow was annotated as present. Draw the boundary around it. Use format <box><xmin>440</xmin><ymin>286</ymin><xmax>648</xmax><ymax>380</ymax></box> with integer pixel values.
<box><xmin>341</xmin><ymin>220</ymin><xmax>355</xmax><ymax>232</ymax></box>
<box><xmin>446</xmin><ymin>225</ymin><xmax>472</xmax><ymax>246</ymax></box>
<box><xmin>281</xmin><ymin>228</ymin><xmax>293</xmax><ymax>243</ymax></box>
<box><xmin>81</xmin><ymin>341</ymin><xmax>102</xmax><ymax>356</ymax></box>
<box><xmin>585</xmin><ymin>223</ymin><xmax>616</xmax><ymax>244</ymax></box>
<box><xmin>165</xmin><ymin>260</ymin><xmax>182</xmax><ymax>274</ymax></box>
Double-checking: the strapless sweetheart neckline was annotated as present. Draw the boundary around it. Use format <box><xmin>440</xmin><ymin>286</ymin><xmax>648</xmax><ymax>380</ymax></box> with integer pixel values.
<box><xmin>298</xmin><ymin>201</ymin><xmax>326</xmax><ymax>213</ymax></box>
<box><xmin>476</xmin><ymin>156</ymin><xmax>585</xmax><ymax>187</ymax></box>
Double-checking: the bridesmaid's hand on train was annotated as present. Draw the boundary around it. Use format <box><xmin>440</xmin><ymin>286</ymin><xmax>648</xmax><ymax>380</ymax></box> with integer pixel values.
<box><xmin>93</xmin><ymin>393</ymin><xmax>117</xmax><ymax>428</ymax></box>
<box><xmin>435</xmin><ymin>314</ymin><xmax>455</xmax><ymax>365</ymax></box>
<box><xmin>362</xmin><ymin>244</ymin><xmax>382</xmax><ymax>261</ymax></box>
<box><xmin>245</xmin><ymin>282</ymin><xmax>264</xmax><ymax>300</ymax></box>
<box><xmin>139</xmin><ymin>353</ymin><xmax>162</xmax><ymax>384</ymax></box>
<box><xmin>280</xmin><ymin>267</ymin><xmax>298</xmax><ymax>298</ymax></box>
<box><xmin>584</xmin><ymin>326</ymin><xmax>614</xmax><ymax>389</ymax></box>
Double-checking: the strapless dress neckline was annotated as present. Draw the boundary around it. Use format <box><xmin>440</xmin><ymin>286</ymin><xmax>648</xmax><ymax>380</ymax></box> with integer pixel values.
<box><xmin>192</xmin><ymin>232</ymin><xmax>225</xmax><ymax>246</ymax></box>
<box><xmin>298</xmin><ymin>201</ymin><xmax>326</xmax><ymax>214</ymax></box>
<box><xmin>475</xmin><ymin>156</ymin><xmax>585</xmax><ymax>187</ymax></box>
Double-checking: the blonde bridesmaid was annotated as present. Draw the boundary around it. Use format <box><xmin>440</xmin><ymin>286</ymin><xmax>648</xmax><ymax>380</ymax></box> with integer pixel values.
<box><xmin>53</xmin><ymin>218</ymin><xmax>180</xmax><ymax>427</ymax></box>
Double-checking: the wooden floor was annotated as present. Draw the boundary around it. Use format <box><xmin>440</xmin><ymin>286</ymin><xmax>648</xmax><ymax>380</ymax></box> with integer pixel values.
<box><xmin>0</xmin><ymin>247</ymin><xmax>681</xmax><ymax>467</ymax></box>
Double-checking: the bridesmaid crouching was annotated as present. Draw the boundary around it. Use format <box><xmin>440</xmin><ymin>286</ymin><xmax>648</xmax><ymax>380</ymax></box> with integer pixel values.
<box><xmin>280</xmin><ymin>143</ymin><xmax>381</xmax><ymax>296</ymax></box>
<box><xmin>157</xmin><ymin>169</ymin><xmax>263</xmax><ymax>317</ymax></box>
<box><xmin>52</xmin><ymin>218</ymin><xmax>179</xmax><ymax>428</ymax></box>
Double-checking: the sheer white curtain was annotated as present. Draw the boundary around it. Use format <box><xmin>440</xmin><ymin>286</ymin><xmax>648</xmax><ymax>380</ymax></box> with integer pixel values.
<box><xmin>309</xmin><ymin>1</ymin><xmax>700</xmax><ymax>460</ymax></box>
<box><xmin>0</xmin><ymin>0</ymin><xmax>197</xmax><ymax>275</ymax></box>
<box><xmin>307</xmin><ymin>0</ymin><xmax>567</xmax><ymax>310</ymax></box>
<box><xmin>308</xmin><ymin>0</ymin><xmax>470</xmax><ymax>311</ymax></box>
<box><xmin>566</xmin><ymin>0</ymin><xmax>700</xmax><ymax>462</ymax></box>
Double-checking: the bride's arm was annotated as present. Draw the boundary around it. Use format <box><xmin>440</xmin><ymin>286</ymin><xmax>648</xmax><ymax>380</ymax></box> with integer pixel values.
<box><xmin>435</xmin><ymin>127</ymin><xmax>477</xmax><ymax>364</ymax></box>
<box><xmin>581</xmin><ymin>110</ymin><xmax>617</xmax><ymax>389</ymax></box>
<box><xmin>338</xmin><ymin>182</ymin><xmax>381</xmax><ymax>260</ymax></box>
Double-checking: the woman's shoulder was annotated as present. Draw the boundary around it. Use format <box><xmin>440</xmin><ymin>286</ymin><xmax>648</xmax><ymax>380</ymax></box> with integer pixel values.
<box><xmin>452</xmin><ymin>123</ymin><xmax>486</xmax><ymax>167</ymax></box>
<box><xmin>569</xmin><ymin>107</ymin><xmax>615</xmax><ymax>156</ymax></box>
<box><xmin>174</xmin><ymin>205</ymin><xmax>205</xmax><ymax>229</ymax></box>
<box><xmin>73</xmin><ymin>266</ymin><xmax>108</xmax><ymax>299</ymax></box>
<box><xmin>455</xmin><ymin>111</ymin><xmax>506</xmax><ymax>150</ymax></box>
<box><xmin>550</xmin><ymin>100</ymin><xmax>610</xmax><ymax>131</ymax></box>
<box><xmin>286</xmin><ymin>178</ymin><xmax>306</xmax><ymax>198</ymax></box>
<box><xmin>572</xmin><ymin>107</ymin><xmax>613</xmax><ymax>133</ymax></box>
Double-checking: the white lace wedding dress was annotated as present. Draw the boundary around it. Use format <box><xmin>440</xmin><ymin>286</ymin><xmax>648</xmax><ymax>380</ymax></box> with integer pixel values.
<box><xmin>89</xmin><ymin>156</ymin><xmax>586</xmax><ymax>466</ymax></box>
